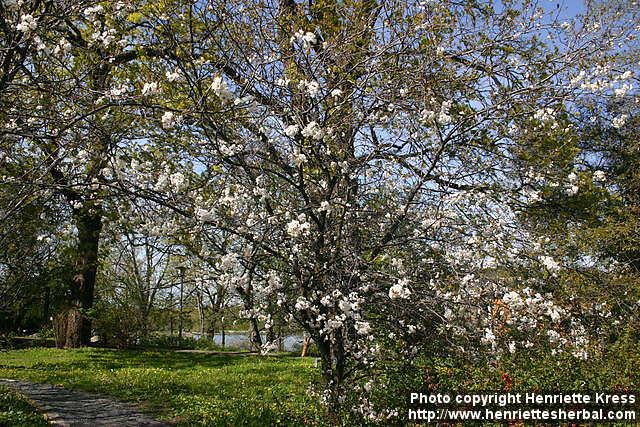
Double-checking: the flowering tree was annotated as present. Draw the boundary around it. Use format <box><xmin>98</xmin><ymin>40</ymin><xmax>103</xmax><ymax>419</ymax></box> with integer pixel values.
<box><xmin>95</xmin><ymin>203</ymin><xmax>180</xmax><ymax>344</ymax></box>
<box><xmin>1</xmin><ymin>0</ymin><xmax>639</xmax><ymax>420</ymax></box>
<box><xmin>0</xmin><ymin>169</ymin><xmax>62</xmax><ymax>332</ymax></box>
<box><xmin>109</xmin><ymin>0</ymin><xmax>639</xmax><ymax>416</ymax></box>
<box><xmin>0</xmin><ymin>0</ymin><xmax>175</xmax><ymax>346</ymax></box>
<box><xmin>523</xmin><ymin>5</ymin><xmax>640</xmax><ymax>346</ymax></box>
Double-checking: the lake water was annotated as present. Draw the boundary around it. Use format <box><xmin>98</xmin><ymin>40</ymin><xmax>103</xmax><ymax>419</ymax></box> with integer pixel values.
<box><xmin>190</xmin><ymin>332</ymin><xmax>304</xmax><ymax>351</ymax></box>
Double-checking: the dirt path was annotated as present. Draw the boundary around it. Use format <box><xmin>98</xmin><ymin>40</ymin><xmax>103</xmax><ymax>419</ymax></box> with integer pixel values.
<box><xmin>0</xmin><ymin>378</ymin><xmax>167</xmax><ymax>426</ymax></box>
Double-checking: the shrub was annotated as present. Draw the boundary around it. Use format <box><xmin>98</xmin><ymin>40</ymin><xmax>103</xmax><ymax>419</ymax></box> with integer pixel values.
<box><xmin>91</xmin><ymin>302</ymin><xmax>145</xmax><ymax>349</ymax></box>
<box><xmin>137</xmin><ymin>333</ymin><xmax>228</xmax><ymax>351</ymax></box>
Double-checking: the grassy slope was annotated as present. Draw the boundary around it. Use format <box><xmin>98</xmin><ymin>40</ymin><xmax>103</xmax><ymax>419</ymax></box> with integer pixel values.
<box><xmin>0</xmin><ymin>385</ymin><xmax>48</xmax><ymax>427</ymax></box>
<box><xmin>0</xmin><ymin>348</ymin><xmax>320</xmax><ymax>426</ymax></box>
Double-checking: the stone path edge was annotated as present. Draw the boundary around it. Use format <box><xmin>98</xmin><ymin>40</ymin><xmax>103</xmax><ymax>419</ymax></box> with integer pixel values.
<box><xmin>0</xmin><ymin>378</ymin><xmax>168</xmax><ymax>426</ymax></box>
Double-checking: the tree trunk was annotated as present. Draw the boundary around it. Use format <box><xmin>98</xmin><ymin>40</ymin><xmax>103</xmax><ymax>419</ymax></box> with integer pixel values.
<box><xmin>300</xmin><ymin>335</ymin><xmax>311</xmax><ymax>357</ymax></box>
<box><xmin>42</xmin><ymin>286</ymin><xmax>51</xmax><ymax>323</ymax></box>
<box><xmin>168</xmin><ymin>290</ymin><xmax>174</xmax><ymax>335</ymax></box>
<box><xmin>266</xmin><ymin>324</ymin><xmax>276</xmax><ymax>346</ymax></box>
<box><xmin>197</xmin><ymin>291</ymin><xmax>205</xmax><ymax>335</ymax></box>
<box><xmin>58</xmin><ymin>210</ymin><xmax>102</xmax><ymax>348</ymax></box>
<box><xmin>54</xmin><ymin>308</ymin><xmax>84</xmax><ymax>349</ymax></box>
<box><xmin>139</xmin><ymin>309</ymin><xmax>150</xmax><ymax>340</ymax></box>
<box><xmin>312</xmin><ymin>330</ymin><xmax>347</xmax><ymax>420</ymax></box>
<box><xmin>249</xmin><ymin>317</ymin><xmax>262</xmax><ymax>350</ymax></box>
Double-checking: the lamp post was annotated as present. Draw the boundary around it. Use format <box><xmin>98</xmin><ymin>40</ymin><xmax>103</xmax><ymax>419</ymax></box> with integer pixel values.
<box><xmin>168</xmin><ymin>288</ymin><xmax>174</xmax><ymax>336</ymax></box>
<box><xmin>177</xmin><ymin>265</ymin><xmax>187</xmax><ymax>339</ymax></box>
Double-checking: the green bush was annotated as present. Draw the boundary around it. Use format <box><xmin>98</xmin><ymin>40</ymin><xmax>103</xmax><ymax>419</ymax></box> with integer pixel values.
<box><xmin>137</xmin><ymin>333</ymin><xmax>230</xmax><ymax>351</ymax></box>
<box><xmin>336</xmin><ymin>336</ymin><xmax>640</xmax><ymax>425</ymax></box>
<box><xmin>91</xmin><ymin>302</ymin><xmax>144</xmax><ymax>349</ymax></box>
<box><xmin>35</xmin><ymin>327</ymin><xmax>55</xmax><ymax>340</ymax></box>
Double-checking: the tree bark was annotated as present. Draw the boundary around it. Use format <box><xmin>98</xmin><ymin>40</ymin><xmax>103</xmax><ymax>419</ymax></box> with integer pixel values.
<box><xmin>54</xmin><ymin>308</ymin><xmax>84</xmax><ymax>348</ymax></box>
<box><xmin>196</xmin><ymin>290</ymin><xmax>206</xmax><ymax>335</ymax></box>
<box><xmin>249</xmin><ymin>317</ymin><xmax>262</xmax><ymax>349</ymax></box>
<box><xmin>300</xmin><ymin>335</ymin><xmax>311</xmax><ymax>357</ymax></box>
<box><xmin>266</xmin><ymin>324</ymin><xmax>276</xmax><ymax>346</ymax></box>
<box><xmin>58</xmin><ymin>210</ymin><xmax>102</xmax><ymax>348</ymax></box>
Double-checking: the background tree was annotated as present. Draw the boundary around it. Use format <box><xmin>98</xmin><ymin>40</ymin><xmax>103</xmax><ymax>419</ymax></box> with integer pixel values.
<box><xmin>94</xmin><ymin>206</ymin><xmax>177</xmax><ymax>346</ymax></box>
<box><xmin>1</xmin><ymin>0</ymin><xmax>175</xmax><ymax>346</ymax></box>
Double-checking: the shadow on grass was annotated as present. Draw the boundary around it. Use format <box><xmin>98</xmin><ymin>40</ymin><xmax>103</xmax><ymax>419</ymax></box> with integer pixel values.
<box><xmin>81</xmin><ymin>348</ymin><xmax>288</xmax><ymax>368</ymax></box>
<box><xmin>0</xmin><ymin>348</ymin><xmax>312</xmax><ymax>373</ymax></box>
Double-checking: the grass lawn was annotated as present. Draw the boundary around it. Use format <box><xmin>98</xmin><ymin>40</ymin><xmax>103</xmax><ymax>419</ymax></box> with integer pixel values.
<box><xmin>0</xmin><ymin>384</ymin><xmax>48</xmax><ymax>426</ymax></box>
<box><xmin>0</xmin><ymin>348</ymin><xmax>321</xmax><ymax>426</ymax></box>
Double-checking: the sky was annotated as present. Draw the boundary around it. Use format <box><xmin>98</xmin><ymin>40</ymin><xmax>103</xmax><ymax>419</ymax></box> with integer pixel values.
<box><xmin>546</xmin><ymin>0</ymin><xmax>585</xmax><ymax>18</ymax></box>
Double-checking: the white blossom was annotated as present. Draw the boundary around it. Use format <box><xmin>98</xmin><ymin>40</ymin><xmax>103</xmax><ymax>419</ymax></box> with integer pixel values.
<box><xmin>533</xmin><ymin>107</ymin><xmax>554</xmax><ymax>122</ymax></box>
<box><xmin>388</xmin><ymin>278</ymin><xmax>411</xmax><ymax>300</ymax></box>
<box><xmin>593</xmin><ymin>170</ymin><xmax>606</xmax><ymax>182</ymax></box>
<box><xmin>317</xmin><ymin>201</ymin><xmax>331</xmax><ymax>213</ymax></box>
<box><xmin>481</xmin><ymin>328</ymin><xmax>496</xmax><ymax>345</ymax></box>
<box><xmin>295</xmin><ymin>296</ymin><xmax>311</xmax><ymax>311</ymax></box>
<box><xmin>355</xmin><ymin>321</ymin><xmax>372</xmax><ymax>335</ymax></box>
<box><xmin>614</xmin><ymin>83</ymin><xmax>633</xmax><ymax>98</ymax></box>
<box><xmin>298</xmin><ymin>80</ymin><xmax>320</xmax><ymax>98</ymax></box>
<box><xmin>161</xmin><ymin>111</ymin><xmax>182</xmax><ymax>129</ymax></box>
<box><xmin>83</xmin><ymin>5</ymin><xmax>104</xmax><ymax>18</ymax></box>
<box><xmin>539</xmin><ymin>255</ymin><xmax>560</xmax><ymax>272</ymax></box>
<box><xmin>565</xmin><ymin>185</ymin><xmax>579</xmax><ymax>196</ymax></box>
<box><xmin>169</xmin><ymin>171</ymin><xmax>186</xmax><ymax>190</ymax></box>
<box><xmin>196</xmin><ymin>208</ymin><xmax>215</xmax><ymax>223</ymax></box>
<box><xmin>283</xmin><ymin>124</ymin><xmax>299</xmax><ymax>138</ymax></box>
<box><xmin>211</xmin><ymin>76</ymin><xmax>234</xmax><ymax>102</ymax></box>
<box><xmin>286</xmin><ymin>214</ymin><xmax>311</xmax><ymax>238</ymax></box>
<box><xmin>166</xmin><ymin>71</ymin><xmax>181</xmax><ymax>82</ymax></box>
<box><xmin>219</xmin><ymin>253</ymin><xmax>238</xmax><ymax>270</ymax></box>
<box><xmin>53</xmin><ymin>39</ymin><xmax>72</xmax><ymax>56</ymax></box>
<box><xmin>301</xmin><ymin>121</ymin><xmax>324</xmax><ymax>140</ymax></box>
<box><xmin>290</xmin><ymin>30</ymin><xmax>317</xmax><ymax>49</ymax></box>
<box><xmin>291</xmin><ymin>150</ymin><xmax>307</xmax><ymax>167</ymax></box>
<box><xmin>141</xmin><ymin>82</ymin><xmax>160</xmax><ymax>96</ymax></box>
<box><xmin>612</xmin><ymin>114</ymin><xmax>628</xmax><ymax>129</ymax></box>
<box><xmin>547</xmin><ymin>329</ymin><xmax>561</xmax><ymax>343</ymax></box>
<box><xmin>16</xmin><ymin>14</ymin><xmax>37</xmax><ymax>33</ymax></box>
